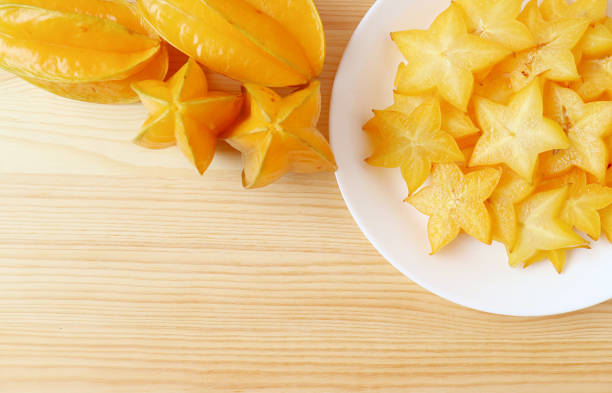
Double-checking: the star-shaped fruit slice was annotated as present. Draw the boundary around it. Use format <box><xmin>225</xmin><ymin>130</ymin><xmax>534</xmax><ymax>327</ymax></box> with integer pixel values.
<box><xmin>483</xmin><ymin>0</ymin><xmax>588</xmax><ymax>94</ymax></box>
<box><xmin>376</xmin><ymin>93</ymin><xmax>480</xmax><ymax>140</ymax></box>
<box><xmin>602</xmin><ymin>204</ymin><xmax>612</xmax><ymax>241</ymax></box>
<box><xmin>487</xmin><ymin>167</ymin><xmax>536</xmax><ymax>251</ymax></box>
<box><xmin>540</xmin><ymin>169</ymin><xmax>612</xmax><ymax>239</ymax></box>
<box><xmin>540</xmin><ymin>0</ymin><xmax>607</xmax><ymax>22</ymax></box>
<box><xmin>132</xmin><ymin>58</ymin><xmax>243</xmax><ymax>174</ymax></box>
<box><xmin>392</xmin><ymin>4</ymin><xmax>510</xmax><ymax>112</ymax></box>
<box><xmin>408</xmin><ymin>163</ymin><xmax>501</xmax><ymax>253</ymax></box>
<box><xmin>572</xmin><ymin>56</ymin><xmax>612</xmax><ymax>101</ymax></box>
<box><xmin>524</xmin><ymin>249</ymin><xmax>574</xmax><ymax>273</ymax></box>
<box><xmin>455</xmin><ymin>0</ymin><xmax>535</xmax><ymax>52</ymax></box>
<box><xmin>470</xmin><ymin>79</ymin><xmax>570</xmax><ymax>181</ymax></box>
<box><xmin>363</xmin><ymin>98</ymin><xmax>465</xmax><ymax>194</ymax></box>
<box><xmin>224</xmin><ymin>81</ymin><xmax>337</xmax><ymax>189</ymax></box>
<box><xmin>540</xmin><ymin>83</ymin><xmax>612</xmax><ymax>182</ymax></box>
<box><xmin>509</xmin><ymin>187</ymin><xmax>588</xmax><ymax>267</ymax></box>
<box><xmin>541</xmin><ymin>0</ymin><xmax>610</xmax><ymax>59</ymax></box>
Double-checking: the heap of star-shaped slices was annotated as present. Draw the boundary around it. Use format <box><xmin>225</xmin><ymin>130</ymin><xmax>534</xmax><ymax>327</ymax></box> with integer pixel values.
<box><xmin>364</xmin><ymin>0</ymin><xmax>612</xmax><ymax>273</ymax></box>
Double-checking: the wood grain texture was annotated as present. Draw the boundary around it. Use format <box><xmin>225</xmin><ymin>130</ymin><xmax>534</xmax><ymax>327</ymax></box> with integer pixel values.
<box><xmin>0</xmin><ymin>1</ymin><xmax>611</xmax><ymax>392</ymax></box>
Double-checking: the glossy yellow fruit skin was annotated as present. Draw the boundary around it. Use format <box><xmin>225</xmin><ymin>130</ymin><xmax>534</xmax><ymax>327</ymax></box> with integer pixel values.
<box><xmin>225</xmin><ymin>81</ymin><xmax>337</xmax><ymax>188</ymax></box>
<box><xmin>0</xmin><ymin>0</ymin><xmax>161</xmax><ymax>83</ymax></box>
<box><xmin>132</xmin><ymin>58</ymin><xmax>244</xmax><ymax>174</ymax></box>
<box><xmin>24</xmin><ymin>44</ymin><xmax>169</xmax><ymax>104</ymax></box>
<box><xmin>137</xmin><ymin>0</ymin><xmax>325</xmax><ymax>87</ymax></box>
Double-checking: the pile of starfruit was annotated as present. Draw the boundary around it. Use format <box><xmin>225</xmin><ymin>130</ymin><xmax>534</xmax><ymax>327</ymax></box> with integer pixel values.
<box><xmin>0</xmin><ymin>0</ymin><xmax>336</xmax><ymax>187</ymax></box>
<box><xmin>364</xmin><ymin>0</ymin><xmax>612</xmax><ymax>272</ymax></box>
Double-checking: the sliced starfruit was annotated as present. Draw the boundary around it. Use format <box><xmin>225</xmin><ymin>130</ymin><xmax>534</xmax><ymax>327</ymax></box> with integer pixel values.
<box><xmin>540</xmin><ymin>0</ymin><xmax>607</xmax><ymax>23</ymax></box>
<box><xmin>408</xmin><ymin>163</ymin><xmax>501</xmax><ymax>253</ymax></box>
<box><xmin>509</xmin><ymin>187</ymin><xmax>588</xmax><ymax>267</ymax></box>
<box><xmin>488</xmin><ymin>167</ymin><xmax>536</xmax><ymax>251</ymax></box>
<box><xmin>602</xmin><ymin>203</ymin><xmax>612</xmax><ymax>241</ymax></box>
<box><xmin>456</xmin><ymin>0</ymin><xmax>535</xmax><ymax>52</ymax></box>
<box><xmin>24</xmin><ymin>44</ymin><xmax>169</xmax><ymax>104</ymax></box>
<box><xmin>572</xmin><ymin>56</ymin><xmax>612</xmax><ymax>101</ymax></box>
<box><xmin>225</xmin><ymin>81</ymin><xmax>336</xmax><ymax>188</ymax></box>
<box><xmin>379</xmin><ymin>93</ymin><xmax>480</xmax><ymax>140</ymax></box>
<box><xmin>132</xmin><ymin>58</ymin><xmax>244</xmax><ymax>174</ymax></box>
<box><xmin>479</xmin><ymin>0</ymin><xmax>588</xmax><ymax>96</ymax></box>
<box><xmin>539</xmin><ymin>169</ymin><xmax>612</xmax><ymax>239</ymax></box>
<box><xmin>524</xmin><ymin>248</ymin><xmax>575</xmax><ymax>273</ymax></box>
<box><xmin>540</xmin><ymin>0</ymin><xmax>609</xmax><ymax>59</ymax></box>
<box><xmin>0</xmin><ymin>0</ymin><xmax>161</xmax><ymax>83</ymax></box>
<box><xmin>392</xmin><ymin>4</ymin><xmax>510</xmax><ymax>112</ymax></box>
<box><xmin>137</xmin><ymin>0</ymin><xmax>324</xmax><ymax>87</ymax></box>
<box><xmin>540</xmin><ymin>83</ymin><xmax>612</xmax><ymax>182</ymax></box>
<box><xmin>363</xmin><ymin>98</ymin><xmax>465</xmax><ymax>195</ymax></box>
<box><xmin>580</xmin><ymin>22</ymin><xmax>612</xmax><ymax>58</ymax></box>
<box><xmin>471</xmin><ymin>79</ymin><xmax>570</xmax><ymax>181</ymax></box>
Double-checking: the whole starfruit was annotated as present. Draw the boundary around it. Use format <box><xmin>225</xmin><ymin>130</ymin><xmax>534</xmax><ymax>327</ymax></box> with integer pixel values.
<box><xmin>0</xmin><ymin>0</ymin><xmax>165</xmax><ymax>103</ymax></box>
<box><xmin>137</xmin><ymin>0</ymin><xmax>325</xmax><ymax>87</ymax></box>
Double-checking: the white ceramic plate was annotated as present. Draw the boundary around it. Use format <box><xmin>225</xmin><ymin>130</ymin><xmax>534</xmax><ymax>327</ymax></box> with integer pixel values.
<box><xmin>330</xmin><ymin>0</ymin><xmax>612</xmax><ymax>316</ymax></box>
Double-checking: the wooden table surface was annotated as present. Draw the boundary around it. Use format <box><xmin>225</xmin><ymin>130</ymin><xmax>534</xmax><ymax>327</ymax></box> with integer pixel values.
<box><xmin>1</xmin><ymin>1</ymin><xmax>611</xmax><ymax>392</ymax></box>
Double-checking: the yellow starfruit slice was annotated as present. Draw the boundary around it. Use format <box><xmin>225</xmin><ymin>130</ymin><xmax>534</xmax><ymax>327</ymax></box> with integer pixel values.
<box><xmin>24</xmin><ymin>44</ymin><xmax>169</xmax><ymax>104</ymax></box>
<box><xmin>392</xmin><ymin>4</ymin><xmax>510</xmax><ymax>112</ymax></box>
<box><xmin>540</xmin><ymin>83</ymin><xmax>612</xmax><ymax>182</ymax></box>
<box><xmin>580</xmin><ymin>22</ymin><xmax>612</xmax><ymax>58</ymax></box>
<box><xmin>602</xmin><ymin>204</ymin><xmax>612</xmax><ymax>241</ymax></box>
<box><xmin>225</xmin><ymin>81</ymin><xmax>337</xmax><ymax>189</ymax></box>
<box><xmin>371</xmin><ymin>93</ymin><xmax>480</xmax><ymax>140</ymax></box>
<box><xmin>541</xmin><ymin>0</ymin><xmax>610</xmax><ymax>59</ymax></box>
<box><xmin>455</xmin><ymin>0</ymin><xmax>535</xmax><ymax>52</ymax></box>
<box><xmin>132</xmin><ymin>58</ymin><xmax>244</xmax><ymax>174</ymax></box>
<box><xmin>480</xmin><ymin>0</ymin><xmax>588</xmax><ymax>95</ymax></box>
<box><xmin>471</xmin><ymin>79</ymin><xmax>570</xmax><ymax>181</ymax></box>
<box><xmin>408</xmin><ymin>163</ymin><xmax>501</xmax><ymax>253</ymax></box>
<box><xmin>487</xmin><ymin>167</ymin><xmax>536</xmax><ymax>251</ymax></box>
<box><xmin>540</xmin><ymin>0</ymin><xmax>607</xmax><ymax>22</ymax></box>
<box><xmin>540</xmin><ymin>169</ymin><xmax>612</xmax><ymax>239</ymax></box>
<box><xmin>363</xmin><ymin>98</ymin><xmax>465</xmax><ymax>195</ymax></box>
<box><xmin>137</xmin><ymin>0</ymin><xmax>324</xmax><ymax>87</ymax></box>
<box><xmin>0</xmin><ymin>0</ymin><xmax>161</xmax><ymax>83</ymax></box>
<box><xmin>572</xmin><ymin>56</ymin><xmax>612</xmax><ymax>101</ymax></box>
<box><xmin>509</xmin><ymin>187</ymin><xmax>588</xmax><ymax>267</ymax></box>
<box><xmin>524</xmin><ymin>249</ymin><xmax>573</xmax><ymax>273</ymax></box>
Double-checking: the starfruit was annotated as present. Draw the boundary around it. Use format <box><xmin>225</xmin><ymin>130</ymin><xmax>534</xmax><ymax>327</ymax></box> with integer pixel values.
<box><xmin>225</xmin><ymin>81</ymin><xmax>336</xmax><ymax>189</ymax></box>
<box><xmin>0</xmin><ymin>0</ymin><xmax>161</xmax><ymax>83</ymax></box>
<box><xmin>132</xmin><ymin>58</ymin><xmax>243</xmax><ymax>174</ymax></box>
<box><xmin>572</xmin><ymin>56</ymin><xmax>612</xmax><ymax>101</ymax></box>
<box><xmin>540</xmin><ymin>83</ymin><xmax>612</xmax><ymax>182</ymax></box>
<box><xmin>471</xmin><ymin>79</ymin><xmax>570</xmax><ymax>181</ymax></box>
<box><xmin>487</xmin><ymin>167</ymin><xmax>536</xmax><ymax>251</ymax></box>
<box><xmin>509</xmin><ymin>187</ymin><xmax>588</xmax><ymax>267</ymax></box>
<box><xmin>408</xmin><ymin>163</ymin><xmax>501</xmax><ymax>254</ymax></box>
<box><xmin>602</xmin><ymin>203</ymin><xmax>612</xmax><ymax>241</ymax></box>
<box><xmin>524</xmin><ymin>248</ymin><xmax>574</xmax><ymax>273</ymax></box>
<box><xmin>538</xmin><ymin>169</ymin><xmax>612</xmax><ymax>239</ymax></box>
<box><xmin>380</xmin><ymin>93</ymin><xmax>480</xmax><ymax>140</ymax></box>
<box><xmin>478</xmin><ymin>0</ymin><xmax>588</xmax><ymax>96</ymax></box>
<box><xmin>392</xmin><ymin>4</ymin><xmax>510</xmax><ymax>112</ymax></box>
<box><xmin>25</xmin><ymin>44</ymin><xmax>169</xmax><ymax>104</ymax></box>
<box><xmin>363</xmin><ymin>98</ymin><xmax>465</xmax><ymax>195</ymax></box>
<box><xmin>540</xmin><ymin>0</ymin><xmax>610</xmax><ymax>59</ymax></box>
<box><xmin>455</xmin><ymin>0</ymin><xmax>535</xmax><ymax>52</ymax></box>
<box><xmin>137</xmin><ymin>0</ymin><xmax>325</xmax><ymax>87</ymax></box>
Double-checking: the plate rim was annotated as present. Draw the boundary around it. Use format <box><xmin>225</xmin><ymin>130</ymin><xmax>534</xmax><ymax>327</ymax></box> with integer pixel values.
<box><xmin>328</xmin><ymin>0</ymin><xmax>612</xmax><ymax>317</ymax></box>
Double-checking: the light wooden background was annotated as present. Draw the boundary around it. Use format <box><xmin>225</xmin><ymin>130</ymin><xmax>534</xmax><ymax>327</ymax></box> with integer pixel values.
<box><xmin>1</xmin><ymin>1</ymin><xmax>611</xmax><ymax>392</ymax></box>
